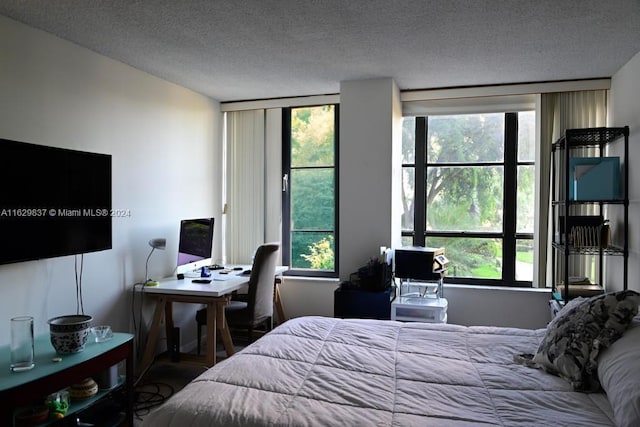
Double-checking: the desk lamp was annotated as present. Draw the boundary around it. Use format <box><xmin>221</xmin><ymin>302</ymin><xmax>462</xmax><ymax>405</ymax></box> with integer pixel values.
<box><xmin>145</xmin><ymin>238</ymin><xmax>166</xmax><ymax>286</ymax></box>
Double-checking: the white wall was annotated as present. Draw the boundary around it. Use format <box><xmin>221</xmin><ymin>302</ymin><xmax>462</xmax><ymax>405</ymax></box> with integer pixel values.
<box><xmin>0</xmin><ymin>16</ymin><xmax>223</xmax><ymax>348</ymax></box>
<box><xmin>339</xmin><ymin>78</ymin><xmax>403</xmax><ymax>278</ymax></box>
<box><xmin>280</xmin><ymin>278</ymin><xmax>550</xmax><ymax>329</ymax></box>
<box><xmin>443</xmin><ymin>285</ymin><xmax>550</xmax><ymax>328</ymax></box>
<box><xmin>609</xmin><ymin>51</ymin><xmax>640</xmax><ymax>293</ymax></box>
<box><xmin>278</xmin><ymin>278</ymin><xmax>340</xmax><ymax>319</ymax></box>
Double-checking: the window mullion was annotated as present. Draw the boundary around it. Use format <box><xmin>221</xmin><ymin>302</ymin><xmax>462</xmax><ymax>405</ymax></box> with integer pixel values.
<box><xmin>502</xmin><ymin>113</ymin><xmax>518</xmax><ymax>282</ymax></box>
<box><xmin>333</xmin><ymin>104</ymin><xmax>340</xmax><ymax>275</ymax></box>
<box><xmin>281</xmin><ymin>108</ymin><xmax>292</xmax><ymax>267</ymax></box>
<box><xmin>414</xmin><ymin>117</ymin><xmax>427</xmax><ymax>246</ymax></box>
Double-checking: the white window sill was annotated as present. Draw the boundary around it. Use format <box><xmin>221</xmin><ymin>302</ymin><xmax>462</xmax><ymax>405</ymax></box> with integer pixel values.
<box><xmin>444</xmin><ymin>283</ymin><xmax>551</xmax><ymax>293</ymax></box>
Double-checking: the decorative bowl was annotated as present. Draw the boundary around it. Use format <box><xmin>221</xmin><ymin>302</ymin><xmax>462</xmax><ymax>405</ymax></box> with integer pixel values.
<box><xmin>69</xmin><ymin>377</ymin><xmax>99</xmax><ymax>400</ymax></box>
<box><xmin>47</xmin><ymin>315</ymin><xmax>93</xmax><ymax>354</ymax></box>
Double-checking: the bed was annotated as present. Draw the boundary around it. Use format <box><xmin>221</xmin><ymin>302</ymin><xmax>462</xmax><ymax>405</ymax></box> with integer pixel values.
<box><xmin>142</xmin><ymin>291</ymin><xmax>640</xmax><ymax>427</ymax></box>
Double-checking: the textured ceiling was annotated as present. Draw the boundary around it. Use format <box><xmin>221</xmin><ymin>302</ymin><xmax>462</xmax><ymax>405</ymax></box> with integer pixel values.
<box><xmin>1</xmin><ymin>0</ymin><xmax>639</xmax><ymax>102</ymax></box>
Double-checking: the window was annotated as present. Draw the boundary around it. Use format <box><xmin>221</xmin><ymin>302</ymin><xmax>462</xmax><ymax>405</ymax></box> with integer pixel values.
<box><xmin>282</xmin><ymin>105</ymin><xmax>338</xmax><ymax>276</ymax></box>
<box><xmin>402</xmin><ymin>112</ymin><xmax>535</xmax><ymax>286</ymax></box>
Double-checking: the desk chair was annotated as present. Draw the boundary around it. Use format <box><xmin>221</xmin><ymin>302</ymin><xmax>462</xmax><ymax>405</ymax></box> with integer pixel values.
<box><xmin>196</xmin><ymin>243</ymin><xmax>280</xmax><ymax>353</ymax></box>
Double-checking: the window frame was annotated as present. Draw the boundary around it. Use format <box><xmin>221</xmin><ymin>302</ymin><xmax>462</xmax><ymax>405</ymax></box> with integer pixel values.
<box><xmin>282</xmin><ymin>105</ymin><xmax>339</xmax><ymax>278</ymax></box>
<box><xmin>403</xmin><ymin>112</ymin><xmax>534</xmax><ymax>287</ymax></box>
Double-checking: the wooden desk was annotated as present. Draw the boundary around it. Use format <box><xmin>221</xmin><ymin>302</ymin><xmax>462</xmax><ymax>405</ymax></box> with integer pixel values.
<box><xmin>0</xmin><ymin>333</ymin><xmax>134</xmax><ymax>427</ymax></box>
<box><xmin>140</xmin><ymin>266</ymin><xmax>287</xmax><ymax>375</ymax></box>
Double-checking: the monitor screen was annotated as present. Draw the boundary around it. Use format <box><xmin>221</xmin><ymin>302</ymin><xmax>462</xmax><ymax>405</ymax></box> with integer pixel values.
<box><xmin>0</xmin><ymin>138</ymin><xmax>112</xmax><ymax>265</ymax></box>
<box><xmin>176</xmin><ymin>217</ymin><xmax>214</xmax><ymax>274</ymax></box>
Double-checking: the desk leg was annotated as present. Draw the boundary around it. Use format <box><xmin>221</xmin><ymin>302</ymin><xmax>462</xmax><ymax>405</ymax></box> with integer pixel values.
<box><xmin>140</xmin><ymin>296</ymin><xmax>166</xmax><ymax>376</ymax></box>
<box><xmin>164</xmin><ymin>300</ymin><xmax>175</xmax><ymax>358</ymax></box>
<box><xmin>217</xmin><ymin>297</ymin><xmax>235</xmax><ymax>358</ymax></box>
<box><xmin>274</xmin><ymin>278</ymin><xmax>286</xmax><ymax>325</ymax></box>
<box><xmin>205</xmin><ymin>302</ymin><xmax>217</xmax><ymax>367</ymax></box>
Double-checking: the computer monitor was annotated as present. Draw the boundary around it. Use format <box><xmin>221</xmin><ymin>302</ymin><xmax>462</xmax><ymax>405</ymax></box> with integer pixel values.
<box><xmin>176</xmin><ymin>217</ymin><xmax>214</xmax><ymax>275</ymax></box>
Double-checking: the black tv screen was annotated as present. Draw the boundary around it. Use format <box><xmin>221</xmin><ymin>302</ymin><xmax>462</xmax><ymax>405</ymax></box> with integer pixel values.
<box><xmin>0</xmin><ymin>138</ymin><xmax>112</xmax><ymax>264</ymax></box>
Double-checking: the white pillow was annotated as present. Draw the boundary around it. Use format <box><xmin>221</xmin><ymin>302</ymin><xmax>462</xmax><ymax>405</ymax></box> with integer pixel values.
<box><xmin>598</xmin><ymin>316</ymin><xmax>640</xmax><ymax>427</ymax></box>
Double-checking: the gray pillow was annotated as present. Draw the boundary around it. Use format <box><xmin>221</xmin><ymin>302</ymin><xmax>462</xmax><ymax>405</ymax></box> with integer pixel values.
<box><xmin>533</xmin><ymin>290</ymin><xmax>640</xmax><ymax>391</ymax></box>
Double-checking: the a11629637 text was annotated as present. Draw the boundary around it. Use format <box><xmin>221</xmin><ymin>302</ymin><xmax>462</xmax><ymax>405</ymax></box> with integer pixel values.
<box><xmin>0</xmin><ymin>208</ymin><xmax>132</xmax><ymax>218</ymax></box>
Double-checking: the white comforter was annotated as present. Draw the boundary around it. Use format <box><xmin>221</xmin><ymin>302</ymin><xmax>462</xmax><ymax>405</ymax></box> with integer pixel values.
<box><xmin>143</xmin><ymin>316</ymin><xmax>615</xmax><ymax>426</ymax></box>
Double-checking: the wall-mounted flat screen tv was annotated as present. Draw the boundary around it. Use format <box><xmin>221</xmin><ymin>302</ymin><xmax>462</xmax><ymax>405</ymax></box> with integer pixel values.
<box><xmin>0</xmin><ymin>138</ymin><xmax>112</xmax><ymax>265</ymax></box>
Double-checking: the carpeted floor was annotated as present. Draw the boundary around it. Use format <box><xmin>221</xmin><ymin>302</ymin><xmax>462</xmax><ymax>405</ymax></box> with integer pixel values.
<box><xmin>133</xmin><ymin>363</ymin><xmax>208</xmax><ymax>425</ymax></box>
<box><xmin>132</xmin><ymin>339</ymin><xmax>249</xmax><ymax>425</ymax></box>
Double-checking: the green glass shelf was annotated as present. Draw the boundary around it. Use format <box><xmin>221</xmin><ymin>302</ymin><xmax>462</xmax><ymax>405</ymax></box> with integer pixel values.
<box><xmin>16</xmin><ymin>376</ymin><xmax>125</xmax><ymax>426</ymax></box>
<box><xmin>0</xmin><ymin>332</ymin><xmax>132</xmax><ymax>392</ymax></box>
<box><xmin>2</xmin><ymin>331</ymin><xmax>133</xmax><ymax>427</ymax></box>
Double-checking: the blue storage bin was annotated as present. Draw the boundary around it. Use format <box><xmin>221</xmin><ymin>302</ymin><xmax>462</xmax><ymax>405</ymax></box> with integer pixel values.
<box><xmin>569</xmin><ymin>157</ymin><xmax>620</xmax><ymax>200</ymax></box>
<box><xmin>334</xmin><ymin>286</ymin><xmax>393</xmax><ymax>319</ymax></box>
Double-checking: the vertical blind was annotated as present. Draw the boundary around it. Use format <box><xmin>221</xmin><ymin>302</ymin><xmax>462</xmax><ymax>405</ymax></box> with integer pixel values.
<box><xmin>225</xmin><ymin>109</ymin><xmax>283</xmax><ymax>265</ymax></box>
<box><xmin>538</xmin><ymin>89</ymin><xmax>608</xmax><ymax>287</ymax></box>
<box><xmin>225</xmin><ymin>110</ymin><xmax>266</xmax><ymax>264</ymax></box>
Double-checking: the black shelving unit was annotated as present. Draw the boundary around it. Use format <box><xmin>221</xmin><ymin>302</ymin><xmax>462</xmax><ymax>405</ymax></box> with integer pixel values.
<box><xmin>551</xmin><ymin>126</ymin><xmax>629</xmax><ymax>303</ymax></box>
